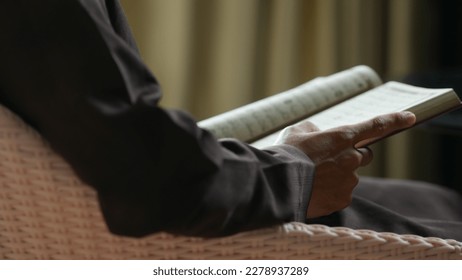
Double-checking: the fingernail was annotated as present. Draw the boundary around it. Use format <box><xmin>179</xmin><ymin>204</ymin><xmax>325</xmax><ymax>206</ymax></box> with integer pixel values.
<box><xmin>401</xmin><ymin>111</ymin><xmax>416</xmax><ymax>124</ymax></box>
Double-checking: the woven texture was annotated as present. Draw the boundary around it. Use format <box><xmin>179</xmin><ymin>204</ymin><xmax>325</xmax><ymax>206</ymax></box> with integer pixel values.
<box><xmin>0</xmin><ymin>105</ymin><xmax>460</xmax><ymax>260</ymax></box>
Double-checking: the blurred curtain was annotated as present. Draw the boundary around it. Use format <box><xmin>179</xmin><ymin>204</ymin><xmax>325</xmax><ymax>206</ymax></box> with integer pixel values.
<box><xmin>120</xmin><ymin>0</ymin><xmax>444</xmax><ymax>179</ymax></box>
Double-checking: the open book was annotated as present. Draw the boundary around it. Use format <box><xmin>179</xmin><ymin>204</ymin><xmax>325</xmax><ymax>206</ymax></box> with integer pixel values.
<box><xmin>198</xmin><ymin>65</ymin><xmax>462</xmax><ymax>148</ymax></box>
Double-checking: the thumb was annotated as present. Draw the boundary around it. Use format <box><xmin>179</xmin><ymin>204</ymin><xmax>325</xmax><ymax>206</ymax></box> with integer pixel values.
<box><xmin>350</xmin><ymin>111</ymin><xmax>416</xmax><ymax>146</ymax></box>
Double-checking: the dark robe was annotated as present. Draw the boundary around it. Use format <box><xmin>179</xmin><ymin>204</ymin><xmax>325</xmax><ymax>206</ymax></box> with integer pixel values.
<box><xmin>0</xmin><ymin>0</ymin><xmax>461</xmax><ymax>240</ymax></box>
<box><xmin>0</xmin><ymin>0</ymin><xmax>313</xmax><ymax>237</ymax></box>
<box><xmin>310</xmin><ymin>177</ymin><xmax>462</xmax><ymax>240</ymax></box>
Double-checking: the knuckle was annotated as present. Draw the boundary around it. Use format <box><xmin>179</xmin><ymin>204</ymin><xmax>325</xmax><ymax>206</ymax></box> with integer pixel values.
<box><xmin>334</xmin><ymin>175</ymin><xmax>358</xmax><ymax>210</ymax></box>
<box><xmin>396</xmin><ymin>112</ymin><xmax>408</xmax><ymax>122</ymax></box>
<box><xmin>338</xmin><ymin>150</ymin><xmax>363</xmax><ymax>169</ymax></box>
<box><xmin>339</xmin><ymin>155</ymin><xmax>359</xmax><ymax>169</ymax></box>
<box><xmin>280</xmin><ymin>125</ymin><xmax>300</xmax><ymax>137</ymax></box>
<box><xmin>372</xmin><ymin>116</ymin><xmax>387</xmax><ymax>133</ymax></box>
<box><xmin>337</xmin><ymin>129</ymin><xmax>356</xmax><ymax>143</ymax></box>
<box><xmin>361</xmin><ymin>147</ymin><xmax>374</xmax><ymax>165</ymax></box>
<box><xmin>340</xmin><ymin>195</ymin><xmax>353</xmax><ymax>209</ymax></box>
<box><xmin>344</xmin><ymin>173</ymin><xmax>360</xmax><ymax>190</ymax></box>
<box><xmin>283</xmin><ymin>125</ymin><xmax>296</xmax><ymax>133</ymax></box>
<box><xmin>353</xmin><ymin>155</ymin><xmax>363</xmax><ymax>167</ymax></box>
<box><xmin>350</xmin><ymin>174</ymin><xmax>360</xmax><ymax>187</ymax></box>
<box><xmin>332</xmin><ymin>193</ymin><xmax>353</xmax><ymax>212</ymax></box>
<box><xmin>351</xmin><ymin>152</ymin><xmax>363</xmax><ymax>167</ymax></box>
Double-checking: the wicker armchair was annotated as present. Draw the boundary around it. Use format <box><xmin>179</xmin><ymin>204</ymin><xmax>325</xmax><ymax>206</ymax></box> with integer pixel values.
<box><xmin>0</xmin><ymin>105</ymin><xmax>460</xmax><ymax>260</ymax></box>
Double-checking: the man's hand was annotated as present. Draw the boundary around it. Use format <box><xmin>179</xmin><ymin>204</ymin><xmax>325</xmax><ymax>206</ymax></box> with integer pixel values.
<box><xmin>275</xmin><ymin>111</ymin><xmax>416</xmax><ymax>218</ymax></box>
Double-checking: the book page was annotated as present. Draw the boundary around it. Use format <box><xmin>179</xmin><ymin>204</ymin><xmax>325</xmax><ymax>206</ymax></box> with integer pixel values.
<box><xmin>307</xmin><ymin>81</ymin><xmax>455</xmax><ymax>130</ymax></box>
<box><xmin>198</xmin><ymin>65</ymin><xmax>382</xmax><ymax>142</ymax></box>
<box><xmin>252</xmin><ymin>81</ymin><xmax>458</xmax><ymax>148</ymax></box>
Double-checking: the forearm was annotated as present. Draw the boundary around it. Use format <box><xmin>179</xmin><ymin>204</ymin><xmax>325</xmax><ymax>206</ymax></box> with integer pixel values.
<box><xmin>94</xmin><ymin>111</ymin><xmax>315</xmax><ymax>237</ymax></box>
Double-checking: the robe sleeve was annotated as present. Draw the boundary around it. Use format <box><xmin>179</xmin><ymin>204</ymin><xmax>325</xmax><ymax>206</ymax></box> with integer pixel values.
<box><xmin>0</xmin><ymin>0</ymin><xmax>314</xmax><ymax>237</ymax></box>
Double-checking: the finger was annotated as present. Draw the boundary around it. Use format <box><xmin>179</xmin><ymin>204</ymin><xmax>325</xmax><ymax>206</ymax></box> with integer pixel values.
<box><xmin>335</xmin><ymin>148</ymin><xmax>371</xmax><ymax>171</ymax></box>
<box><xmin>337</xmin><ymin>147</ymin><xmax>373</xmax><ymax>170</ymax></box>
<box><xmin>356</xmin><ymin>147</ymin><xmax>373</xmax><ymax>166</ymax></box>
<box><xmin>346</xmin><ymin>111</ymin><xmax>416</xmax><ymax>145</ymax></box>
